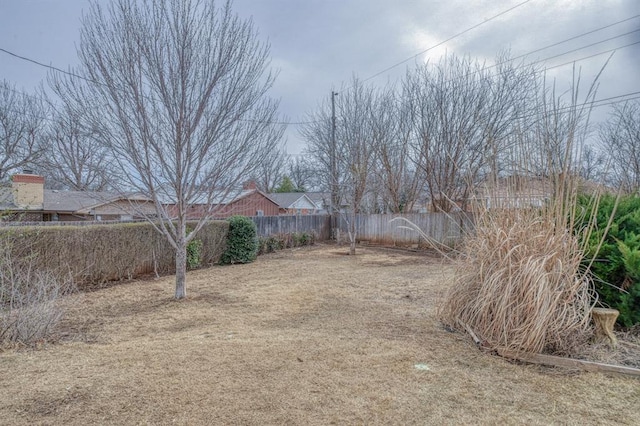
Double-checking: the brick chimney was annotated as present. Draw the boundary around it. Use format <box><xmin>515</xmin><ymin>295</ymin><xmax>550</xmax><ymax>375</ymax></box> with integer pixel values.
<box><xmin>12</xmin><ymin>173</ymin><xmax>44</xmax><ymax>209</ymax></box>
<box><xmin>242</xmin><ymin>180</ymin><xmax>257</xmax><ymax>191</ymax></box>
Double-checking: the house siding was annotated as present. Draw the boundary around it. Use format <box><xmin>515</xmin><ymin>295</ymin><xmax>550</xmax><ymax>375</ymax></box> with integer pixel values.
<box><xmin>279</xmin><ymin>208</ymin><xmax>315</xmax><ymax>215</ymax></box>
<box><xmin>170</xmin><ymin>190</ymin><xmax>280</xmax><ymax>219</ymax></box>
<box><xmin>214</xmin><ymin>191</ymin><xmax>279</xmax><ymax>218</ymax></box>
<box><xmin>91</xmin><ymin>200</ymin><xmax>156</xmax><ymax>217</ymax></box>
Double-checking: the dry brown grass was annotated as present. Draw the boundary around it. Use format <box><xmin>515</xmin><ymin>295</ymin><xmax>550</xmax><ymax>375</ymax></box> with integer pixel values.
<box><xmin>0</xmin><ymin>244</ymin><xmax>639</xmax><ymax>425</ymax></box>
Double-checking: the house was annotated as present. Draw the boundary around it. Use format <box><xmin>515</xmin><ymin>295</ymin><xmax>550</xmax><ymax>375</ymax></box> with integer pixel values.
<box><xmin>166</xmin><ymin>181</ymin><xmax>281</xmax><ymax>219</ymax></box>
<box><xmin>475</xmin><ymin>175</ymin><xmax>551</xmax><ymax>210</ymax></box>
<box><xmin>305</xmin><ymin>192</ymin><xmax>330</xmax><ymax>214</ymax></box>
<box><xmin>304</xmin><ymin>192</ymin><xmax>353</xmax><ymax>214</ymax></box>
<box><xmin>473</xmin><ymin>174</ymin><xmax>609</xmax><ymax>211</ymax></box>
<box><xmin>0</xmin><ymin>173</ymin><xmax>155</xmax><ymax>222</ymax></box>
<box><xmin>268</xmin><ymin>192</ymin><xmax>320</xmax><ymax>215</ymax></box>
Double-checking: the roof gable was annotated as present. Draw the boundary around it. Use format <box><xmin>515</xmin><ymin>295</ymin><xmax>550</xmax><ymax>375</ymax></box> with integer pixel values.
<box><xmin>228</xmin><ymin>188</ymin><xmax>280</xmax><ymax>208</ymax></box>
<box><xmin>268</xmin><ymin>192</ymin><xmax>318</xmax><ymax>209</ymax></box>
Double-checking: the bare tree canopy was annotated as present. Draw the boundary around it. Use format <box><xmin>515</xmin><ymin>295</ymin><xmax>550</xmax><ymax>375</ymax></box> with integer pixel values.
<box><xmin>371</xmin><ymin>86</ymin><xmax>423</xmax><ymax>213</ymax></box>
<box><xmin>251</xmin><ymin>141</ymin><xmax>287</xmax><ymax>193</ymax></box>
<box><xmin>302</xmin><ymin>78</ymin><xmax>382</xmax><ymax>254</ymax></box>
<box><xmin>41</xmin><ymin>99</ymin><xmax>114</xmax><ymax>191</ymax></box>
<box><xmin>56</xmin><ymin>0</ymin><xmax>283</xmax><ymax>298</ymax></box>
<box><xmin>0</xmin><ymin>80</ymin><xmax>46</xmax><ymax>181</ymax></box>
<box><xmin>286</xmin><ymin>155</ymin><xmax>317</xmax><ymax>193</ymax></box>
<box><xmin>405</xmin><ymin>54</ymin><xmax>539</xmax><ymax>212</ymax></box>
<box><xmin>600</xmin><ymin>101</ymin><xmax>640</xmax><ymax>194</ymax></box>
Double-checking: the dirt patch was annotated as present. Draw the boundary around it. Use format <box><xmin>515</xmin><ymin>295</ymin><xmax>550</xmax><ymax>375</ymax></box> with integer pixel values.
<box><xmin>0</xmin><ymin>244</ymin><xmax>639</xmax><ymax>425</ymax></box>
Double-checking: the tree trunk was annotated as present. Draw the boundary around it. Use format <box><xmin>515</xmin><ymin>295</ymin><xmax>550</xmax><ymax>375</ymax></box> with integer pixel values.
<box><xmin>175</xmin><ymin>243</ymin><xmax>187</xmax><ymax>299</ymax></box>
<box><xmin>349</xmin><ymin>209</ymin><xmax>357</xmax><ymax>255</ymax></box>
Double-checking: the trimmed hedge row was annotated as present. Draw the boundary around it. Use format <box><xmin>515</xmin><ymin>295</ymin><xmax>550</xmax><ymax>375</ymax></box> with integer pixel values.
<box><xmin>1</xmin><ymin>221</ymin><xmax>228</xmax><ymax>289</ymax></box>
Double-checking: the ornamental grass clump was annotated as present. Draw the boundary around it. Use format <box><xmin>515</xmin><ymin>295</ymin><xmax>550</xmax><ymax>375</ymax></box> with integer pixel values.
<box><xmin>438</xmin><ymin>65</ymin><xmax>614</xmax><ymax>355</ymax></box>
<box><xmin>439</xmin><ymin>205</ymin><xmax>595</xmax><ymax>355</ymax></box>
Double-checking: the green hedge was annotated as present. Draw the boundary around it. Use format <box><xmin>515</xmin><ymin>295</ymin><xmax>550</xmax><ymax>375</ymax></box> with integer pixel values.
<box><xmin>0</xmin><ymin>221</ymin><xmax>229</xmax><ymax>290</ymax></box>
<box><xmin>576</xmin><ymin>194</ymin><xmax>640</xmax><ymax>326</ymax></box>
<box><xmin>220</xmin><ymin>216</ymin><xmax>258</xmax><ymax>264</ymax></box>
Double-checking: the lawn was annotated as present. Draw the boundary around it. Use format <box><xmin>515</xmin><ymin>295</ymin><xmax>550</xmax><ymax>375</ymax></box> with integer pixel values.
<box><xmin>1</xmin><ymin>244</ymin><xmax>639</xmax><ymax>425</ymax></box>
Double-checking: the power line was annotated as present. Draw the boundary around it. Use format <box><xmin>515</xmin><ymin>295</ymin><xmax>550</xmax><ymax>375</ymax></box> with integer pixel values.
<box><xmin>506</xmin><ymin>91</ymin><xmax>640</xmax><ymax>122</ymax></box>
<box><xmin>238</xmin><ymin>118</ymin><xmax>320</xmax><ymax>125</ymax></box>
<box><xmin>360</xmin><ymin>0</ymin><xmax>535</xmax><ymax>84</ymax></box>
<box><xmin>543</xmin><ymin>39</ymin><xmax>640</xmax><ymax>71</ymax></box>
<box><xmin>401</xmin><ymin>92</ymin><xmax>640</xmax><ymax>145</ymax></box>
<box><xmin>506</xmin><ymin>14</ymin><xmax>640</xmax><ymax>63</ymax></box>
<box><xmin>0</xmin><ymin>47</ymin><xmax>92</xmax><ymax>84</ymax></box>
<box><xmin>471</xmin><ymin>21</ymin><xmax>640</xmax><ymax>80</ymax></box>
<box><xmin>533</xmin><ymin>31</ymin><xmax>640</xmax><ymax>67</ymax></box>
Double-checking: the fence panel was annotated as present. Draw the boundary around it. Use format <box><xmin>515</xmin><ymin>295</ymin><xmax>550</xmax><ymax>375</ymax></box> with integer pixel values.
<box><xmin>337</xmin><ymin>212</ymin><xmax>472</xmax><ymax>247</ymax></box>
<box><xmin>252</xmin><ymin>214</ymin><xmax>332</xmax><ymax>240</ymax></box>
<box><xmin>2</xmin><ymin>212</ymin><xmax>468</xmax><ymax>246</ymax></box>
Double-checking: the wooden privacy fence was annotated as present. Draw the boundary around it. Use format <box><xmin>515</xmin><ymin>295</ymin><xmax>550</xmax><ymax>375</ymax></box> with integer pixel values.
<box><xmin>337</xmin><ymin>212</ymin><xmax>473</xmax><ymax>247</ymax></box>
<box><xmin>252</xmin><ymin>214</ymin><xmax>332</xmax><ymax>240</ymax></box>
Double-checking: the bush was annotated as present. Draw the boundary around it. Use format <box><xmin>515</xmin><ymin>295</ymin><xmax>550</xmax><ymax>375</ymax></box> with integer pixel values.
<box><xmin>186</xmin><ymin>231</ymin><xmax>204</xmax><ymax>270</ymax></box>
<box><xmin>576</xmin><ymin>194</ymin><xmax>640</xmax><ymax>326</ymax></box>
<box><xmin>293</xmin><ymin>232</ymin><xmax>314</xmax><ymax>246</ymax></box>
<box><xmin>220</xmin><ymin>216</ymin><xmax>258</xmax><ymax>264</ymax></box>
<box><xmin>257</xmin><ymin>232</ymin><xmax>315</xmax><ymax>255</ymax></box>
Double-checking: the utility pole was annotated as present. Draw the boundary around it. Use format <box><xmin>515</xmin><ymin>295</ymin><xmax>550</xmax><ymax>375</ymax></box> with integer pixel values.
<box><xmin>330</xmin><ymin>90</ymin><xmax>338</xmax><ymax>240</ymax></box>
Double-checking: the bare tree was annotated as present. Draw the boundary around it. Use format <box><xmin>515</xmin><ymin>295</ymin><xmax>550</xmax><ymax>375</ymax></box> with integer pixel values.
<box><xmin>41</xmin><ymin>98</ymin><xmax>114</xmax><ymax>191</ymax></box>
<box><xmin>405</xmin><ymin>55</ymin><xmax>493</xmax><ymax>212</ymax></box>
<box><xmin>0</xmin><ymin>81</ymin><xmax>47</xmax><ymax>181</ymax></box>
<box><xmin>252</xmin><ymin>141</ymin><xmax>287</xmax><ymax>192</ymax></box>
<box><xmin>405</xmin><ymin>54</ymin><xmax>539</xmax><ymax>212</ymax></box>
<box><xmin>599</xmin><ymin>101</ymin><xmax>640</xmax><ymax>193</ymax></box>
<box><xmin>286</xmin><ymin>155</ymin><xmax>317</xmax><ymax>192</ymax></box>
<box><xmin>303</xmin><ymin>78</ymin><xmax>380</xmax><ymax>254</ymax></box>
<box><xmin>372</xmin><ymin>87</ymin><xmax>423</xmax><ymax>213</ymax></box>
<box><xmin>56</xmin><ymin>0</ymin><xmax>283</xmax><ymax>298</ymax></box>
<box><xmin>577</xmin><ymin>143</ymin><xmax>606</xmax><ymax>183</ymax></box>
<box><xmin>300</xmin><ymin>107</ymin><xmax>333</xmax><ymax>193</ymax></box>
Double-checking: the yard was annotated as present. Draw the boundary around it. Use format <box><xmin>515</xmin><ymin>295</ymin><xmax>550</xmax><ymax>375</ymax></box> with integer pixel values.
<box><xmin>1</xmin><ymin>244</ymin><xmax>639</xmax><ymax>425</ymax></box>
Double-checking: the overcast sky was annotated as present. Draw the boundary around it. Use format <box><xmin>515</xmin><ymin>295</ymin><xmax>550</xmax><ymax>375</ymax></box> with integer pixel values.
<box><xmin>1</xmin><ymin>0</ymin><xmax>638</xmax><ymax>154</ymax></box>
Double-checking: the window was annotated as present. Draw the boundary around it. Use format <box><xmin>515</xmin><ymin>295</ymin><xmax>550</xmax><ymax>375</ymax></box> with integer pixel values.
<box><xmin>256</xmin><ymin>210</ymin><xmax>264</xmax><ymax>217</ymax></box>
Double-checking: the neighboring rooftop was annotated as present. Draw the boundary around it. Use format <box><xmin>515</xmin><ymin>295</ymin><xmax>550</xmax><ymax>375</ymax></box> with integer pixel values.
<box><xmin>268</xmin><ymin>192</ymin><xmax>310</xmax><ymax>208</ymax></box>
<box><xmin>44</xmin><ymin>190</ymin><xmax>120</xmax><ymax>213</ymax></box>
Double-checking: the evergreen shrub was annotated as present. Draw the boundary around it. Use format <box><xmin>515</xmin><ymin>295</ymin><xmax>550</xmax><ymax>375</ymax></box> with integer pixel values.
<box><xmin>220</xmin><ymin>216</ymin><xmax>258</xmax><ymax>264</ymax></box>
<box><xmin>576</xmin><ymin>194</ymin><xmax>640</xmax><ymax>326</ymax></box>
